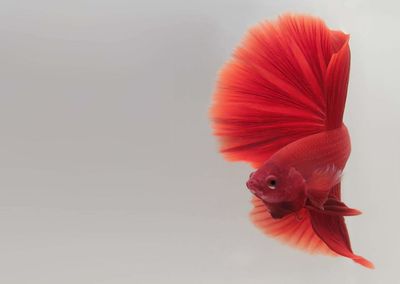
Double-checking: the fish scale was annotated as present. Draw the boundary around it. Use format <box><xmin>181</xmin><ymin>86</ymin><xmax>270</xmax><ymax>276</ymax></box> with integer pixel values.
<box><xmin>269</xmin><ymin>125</ymin><xmax>351</xmax><ymax>178</ymax></box>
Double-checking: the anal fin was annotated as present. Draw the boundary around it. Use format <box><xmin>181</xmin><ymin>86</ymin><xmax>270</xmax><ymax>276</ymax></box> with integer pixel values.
<box><xmin>309</xmin><ymin>209</ymin><xmax>374</xmax><ymax>269</ymax></box>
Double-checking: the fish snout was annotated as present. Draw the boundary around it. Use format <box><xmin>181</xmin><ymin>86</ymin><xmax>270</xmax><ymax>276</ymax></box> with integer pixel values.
<box><xmin>246</xmin><ymin>177</ymin><xmax>262</xmax><ymax>195</ymax></box>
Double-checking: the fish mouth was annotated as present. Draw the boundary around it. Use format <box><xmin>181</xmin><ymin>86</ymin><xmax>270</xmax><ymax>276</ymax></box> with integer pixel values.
<box><xmin>246</xmin><ymin>180</ymin><xmax>286</xmax><ymax>203</ymax></box>
<box><xmin>246</xmin><ymin>179</ymin><xmax>260</xmax><ymax>195</ymax></box>
<box><xmin>246</xmin><ymin>179</ymin><xmax>267</xmax><ymax>201</ymax></box>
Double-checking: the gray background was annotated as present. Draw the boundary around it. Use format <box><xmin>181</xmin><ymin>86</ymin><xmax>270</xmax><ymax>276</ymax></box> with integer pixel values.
<box><xmin>0</xmin><ymin>0</ymin><xmax>398</xmax><ymax>283</ymax></box>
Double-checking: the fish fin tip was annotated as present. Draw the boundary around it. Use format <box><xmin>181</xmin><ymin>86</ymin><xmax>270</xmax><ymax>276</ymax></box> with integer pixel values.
<box><xmin>353</xmin><ymin>256</ymin><xmax>375</xmax><ymax>269</ymax></box>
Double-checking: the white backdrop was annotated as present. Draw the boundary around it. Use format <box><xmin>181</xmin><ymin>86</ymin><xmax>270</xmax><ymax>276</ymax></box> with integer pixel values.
<box><xmin>0</xmin><ymin>0</ymin><xmax>398</xmax><ymax>283</ymax></box>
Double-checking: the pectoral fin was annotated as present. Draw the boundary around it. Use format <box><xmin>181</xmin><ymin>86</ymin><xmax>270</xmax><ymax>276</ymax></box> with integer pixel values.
<box><xmin>306</xmin><ymin>165</ymin><xmax>342</xmax><ymax>208</ymax></box>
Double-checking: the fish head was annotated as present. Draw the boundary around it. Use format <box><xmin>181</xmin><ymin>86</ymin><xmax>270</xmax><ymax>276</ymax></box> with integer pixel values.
<box><xmin>246</xmin><ymin>162</ymin><xmax>307</xmax><ymax>217</ymax></box>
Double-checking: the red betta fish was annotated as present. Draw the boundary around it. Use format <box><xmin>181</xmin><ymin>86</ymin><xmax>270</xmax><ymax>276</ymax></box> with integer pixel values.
<box><xmin>210</xmin><ymin>14</ymin><xmax>374</xmax><ymax>268</ymax></box>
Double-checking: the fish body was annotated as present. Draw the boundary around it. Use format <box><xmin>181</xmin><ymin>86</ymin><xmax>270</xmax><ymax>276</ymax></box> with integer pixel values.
<box><xmin>268</xmin><ymin>124</ymin><xmax>350</xmax><ymax>174</ymax></box>
<box><xmin>247</xmin><ymin>125</ymin><xmax>351</xmax><ymax>218</ymax></box>
<box><xmin>210</xmin><ymin>14</ymin><xmax>373</xmax><ymax>268</ymax></box>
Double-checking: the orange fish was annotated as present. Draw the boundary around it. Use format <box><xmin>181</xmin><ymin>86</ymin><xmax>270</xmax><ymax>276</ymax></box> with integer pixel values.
<box><xmin>210</xmin><ymin>14</ymin><xmax>373</xmax><ymax>268</ymax></box>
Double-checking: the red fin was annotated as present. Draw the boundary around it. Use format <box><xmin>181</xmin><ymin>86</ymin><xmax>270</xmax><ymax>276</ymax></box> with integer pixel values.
<box><xmin>329</xmin><ymin>183</ymin><xmax>341</xmax><ymax>200</ymax></box>
<box><xmin>325</xmin><ymin>37</ymin><xmax>351</xmax><ymax>130</ymax></box>
<box><xmin>210</xmin><ymin>14</ymin><xmax>350</xmax><ymax>167</ymax></box>
<box><xmin>309</xmin><ymin>209</ymin><xmax>374</xmax><ymax>269</ymax></box>
<box><xmin>322</xmin><ymin>198</ymin><xmax>362</xmax><ymax>216</ymax></box>
<box><xmin>306</xmin><ymin>165</ymin><xmax>342</xmax><ymax>208</ymax></box>
<box><xmin>250</xmin><ymin>197</ymin><xmax>336</xmax><ymax>256</ymax></box>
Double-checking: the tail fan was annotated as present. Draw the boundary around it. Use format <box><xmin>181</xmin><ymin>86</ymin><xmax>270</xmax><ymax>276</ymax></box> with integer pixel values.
<box><xmin>210</xmin><ymin>14</ymin><xmax>350</xmax><ymax>168</ymax></box>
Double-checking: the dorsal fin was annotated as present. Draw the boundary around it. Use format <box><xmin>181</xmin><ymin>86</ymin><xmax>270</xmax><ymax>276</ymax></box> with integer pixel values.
<box><xmin>210</xmin><ymin>14</ymin><xmax>350</xmax><ymax>168</ymax></box>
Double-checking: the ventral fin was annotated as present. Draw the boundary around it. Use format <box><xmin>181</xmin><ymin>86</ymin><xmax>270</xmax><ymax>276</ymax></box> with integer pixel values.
<box><xmin>307</xmin><ymin>198</ymin><xmax>362</xmax><ymax>216</ymax></box>
<box><xmin>322</xmin><ymin>198</ymin><xmax>362</xmax><ymax>216</ymax></box>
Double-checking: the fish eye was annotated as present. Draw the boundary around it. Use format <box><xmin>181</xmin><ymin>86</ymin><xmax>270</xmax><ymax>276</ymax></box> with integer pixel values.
<box><xmin>266</xmin><ymin>176</ymin><xmax>277</xmax><ymax>190</ymax></box>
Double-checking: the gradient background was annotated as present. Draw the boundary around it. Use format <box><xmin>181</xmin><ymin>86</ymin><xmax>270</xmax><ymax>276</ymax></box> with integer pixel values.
<box><xmin>0</xmin><ymin>0</ymin><xmax>398</xmax><ymax>283</ymax></box>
